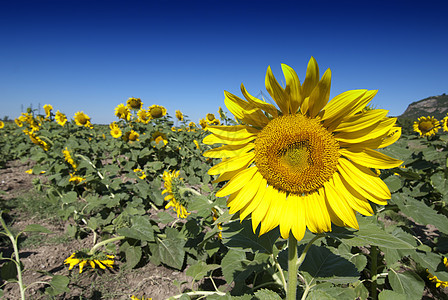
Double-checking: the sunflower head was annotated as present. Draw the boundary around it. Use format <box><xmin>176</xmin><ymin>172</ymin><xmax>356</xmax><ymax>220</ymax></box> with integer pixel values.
<box><xmin>43</xmin><ymin>104</ymin><xmax>53</xmax><ymax>118</ymax></box>
<box><xmin>63</xmin><ymin>147</ymin><xmax>77</xmax><ymax>171</ymax></box>
<box><xmin>413</xmin><ymin>116</ymin><xmax>440</xmax><ymax>137</ymax></box>
<box><xmin>110</xmin><ymin>127</ymin><xmax>122</xmax><ymax>139</ymax></box>
<box><xmin>137</xmin><ymin>109</ymin><xmax>151</xmax><ymax>124</ymax></box>
<box><xmin>55</xmin><ymin>110</ymin><xmax>68</xmax><ymax>126</ymax></box>
<box><xmin>64</xmin><ymin>250</ymin><xmax>114</xmax><ymax>273</ymax></box>
<box><xmin>123</xmin><ymin>130</ymin><xmax>140</xmax><ymax>142</ymax></box>
<box><xmin>134</xmin><ymin>168</ymin><xmax>146</xmax><ymax>179</ymax></box>
<box><xmin>127</xmin><ymin>97</ymin><xmax>143</xmax><ymax>110</ymax></box>
<box><xmin>442</xmin><ymin>115</ymin><xmax>448</xmax><ymax>132</ymax></box>
<box><xmin>203</xmin><ymin>57</ymin><xmax>402</xmax><ymax>241</ymax></box>
<box><xmin>206</xmin><ymin>113</ymin><xmax>220</xmax><ymax>125</ymax></box>
<box><xmin>162</xmin><ymin>170</ymin><xmax>191</xmax><ymax>219</ymax></box>
<box><xmin>74</xmin><ymin>112</ymin><xmax>92</xmax><ymax>128</ymax></box>
<box><xmin>0</xmin><ymin>121</ymin><xmax>4</xmax><ymax>129</ymax></box>
<box><xmin>151</xmin><ymin>131</ymin><xmax>168</xmax><ymax>146</ymax></box>
<box><xmin>148</xmin><ymin>105</ymin><xmax>167</xmax><ymax>119</ymax></box>
<box><xmin>115</xmin><ymin>104</ymin><xmax>131</xmax><ymax>121</ymax></box>
<box><xmin>69</xmin><ymin>173</ymin><xmax>85</xmax><ymax>184</ymax></box>
<box><xmin>175</xmin><ymin>110</ymin><xmax>184</xmax><ymax>121</ymax></box>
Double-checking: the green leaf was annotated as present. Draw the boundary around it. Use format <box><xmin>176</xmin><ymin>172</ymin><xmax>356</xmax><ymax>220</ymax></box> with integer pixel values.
<box><xmin>45</xmin><ymin>275</ymin><xmax>70</xmax><ymax>296</ymax></box>
<box><xmin>384</xmin><ymin>176</ymin><xmax>402</xmax><ymax>193</ymax></box>
<box><xmin>117</xmin><ymin>215</ymin><xmax>154</xmax><ymax>242</ymax></box>
<box><xmin>222</xmin><ymin>220</ymin><xmax>280</xmax><ymax>254</ymax></box>
<box><xmin>125</xmin><ymin>246</ymin><xmax>142</xmax><ymax>269</ymax></box>
<box><xmin>61</xmin><ymin>191</ymin><xmax>77</xmax><ymax>204</ymax></box>
<box><xmin>24</xmin><ymin>224</ymin><xmax>53</xmax><ymax>234</ymax></box>
<box><xmin>154</xmin><ymin>227</ymin><xmax>186</xmax><ymax>270</ymax></box>
<box><xmin>1</xmin><ymin>261</ymin><xmax>18</xmax><ymax>282</ymax></box>
<box><xmin>378</xmin><ymin>290</ymin><xmax>407</xmax><ymax>300</ymax></box>
<box><xmin>254</xmin><ymin>288</ymin><xmax>282</xmax><ymax>300</ymax></box>
<box><xmin>298</xmin><ymin>245</ymin><xmax>359</xmax><ymax>284</ymax></box>
<box><xmin>388</xmin><ymin>270</ymin><xmax>424</xmax><ymax>300</ymax></box>
<box><xmin>307</xmin><ymin>282</ymin><xmax>357</xmax><ymax>300</ymax></box>
<box><xmin>185</xmin><ymin>261</ymin><xmax>220</xmax><ymax>282</ymax></box>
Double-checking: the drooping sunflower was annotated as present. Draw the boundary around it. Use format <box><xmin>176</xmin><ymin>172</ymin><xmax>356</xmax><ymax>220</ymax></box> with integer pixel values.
<box><xmin>123</xmin><ymin>130</ymin><xmax>139</xmax><ymax>142</ymax></box>
<box><xmin>23</xmin><ymin>129</ymin><xmax>50</xmax><ymax>151</ymax></box>
<box><xmin>43</xmin><ymin>104</ymin><xmax>53</xmax><ymax>118</ymax></box>
<box><xmin>151</xmin><ymin>131</ymin><xmax>168</xmax><ymax>146</ymax></box>
<box><xmin>69</xmin><ymin>173</ymin><xmax>86</xmax><ymax>184</ymax></box>
<box><xmin>74</xmin><ymin>112</ymin><xmax>93</xmax><ymax>128</ymax></box>
<box><xmin>148</xmin><ymin>105</ymin><xmax>167</xmax><ymax>119</ymax></box>
<box><xmin>115</xmin><ymin>104</ymin><xmax>131</xmax><ymax>121</ymax></box>
<box><xmin>130</xmin><ymin>295</ymin><xmax>152</xmax><ymax>300</ymax></box>
<box><xmin>127</xmin><ymin>97</ymin><xmax>143</xmax><ymax>110</ymax></box>
<box><xmin>55</xmin><ymin>110</ymin><xmax>68</xmax><ymax>126</ymax></box>
<box><xmin>137</xmin><ymin>109</ymin><xmax>151</xmax><ymax>124</ymax></box>
<box><xmin>63</xmin><ymin>147</ymin><xmax>77</xmax><ymax>171</ymax></box>
<box><xmin>203</xmin><ymin>57</ymin><xmax>403</xmax><ymax>241</ymax></box>
<box><xmin>162</xmin><ymin>170</ymin><xmax>190</xmax><ymax>219</ymax></box>
<box><xmin>64</xmin><ymin>251</ymin><xmax>114</xmax><ymax>273</ymax></box>
<box><xmin>413</xmin><ymin>116</ymin><xmax>440</xmax><ymax>137</ymax></box>
<box><xmin>175</xmin><ymin>110</ymin><xmax>184</xmax><ymax>121</ymax></box>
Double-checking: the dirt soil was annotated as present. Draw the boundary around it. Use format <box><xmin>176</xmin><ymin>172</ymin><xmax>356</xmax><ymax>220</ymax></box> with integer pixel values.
<box><xmin>0</xmin><ymin>160</ymin><xmax>192</xmax><ymax>300</ymax></box>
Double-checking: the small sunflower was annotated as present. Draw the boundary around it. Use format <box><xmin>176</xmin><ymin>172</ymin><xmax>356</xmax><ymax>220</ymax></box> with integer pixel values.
<box><xmin>137</xmin><ymin>109</ymin><xmax>151</xmax><ymax>124</ymax></box>
<box><xmin>199</xmin><ymin>118</ymin><xmax>207</xmax><ymax>129</ymax></box>
<box><xmin>441</xmin><ymin>115</ymin><xmax>448</xmax><ymax>132</ymax></box>
<box><xmin>134</xmin><ymin>168</ymin><xmax>146</xmax><ymax>179</ymax></box>
<box><xmin>115</xmin><ymin>104</ymin><xmax>131</xmax><ymax>121</ymax></box>
<box><xmin>123</xmin><ymin>130</ymin><xmax>140</xmax><ymax>142</ymax></box>
<box><xmin>413</xmin><ymin>116</ymin><xmax>440</xmax><ymax>137</ymax></box>
<box><xmin>110</xmin><ymin>127</ymin><xmax>122</xmax><ymax>139</ymax></box>
<box><xmin>55</xmin><ymin>110</ymin><xmax>68</xmax><ymax>126</ymax></box>
<box><xmin>0</xmin><ymin>121</ymin><xmax>4</xmax><ymax>129</ymax></box>
<box><xmin>74</xmin><ymin>112</ymin><xmax>93</xmax><ymax>128</ymax></box>
<box><xmin>43</xmin><ymin>104</ymin><xmax>53</xmax><ymax>118</ymax></box>
<box><xmin>162</xmin><ymin>170</ymin><xmax>190</xmax><ymax>219</ymax></box>
<box><xmin>69</xmin><ymin>173</ymin><xmax>85</xmax><ymax>185</ymax></box>
<box><xmin>63</xmin><ymin>147</ymin><xmax>77</xmax><ymax>171</ymax></box>
<box><xmin>203</xmin><ymin>57</ymin><xmax>402</xmax><ymax>241</ymax></box>
<box><xmin>127</xmin><ymin>97</ymin><xmax>143</xmax><ymax>110</ymax></box>
<box><xmin>187</xmin><ymin>121</ymin><xmax>197</xmax><ymax>132</ymax></box>
<box><xmin>23</xmin><ymin>129</ymin><xmax>50</xmax><ymax>151</ymax></box>
<box><xmin>15</xmin><ymin>118</ymin><xmax>23</xmax><ymax>127</ymax></box>
<box><xmin>151</xmin><ymin>131</ymin><xmax>168</xmax><ymax>146</ymax></box>
<box><xmin>175</xmin><ymin>110</ymin><xmax>184</xmax><ymax>121</ymax></box>
<box><xmin>193</xmin><ymin>139</ymin><xmax>200</xmax><ymax>150</ymax></box>
<box><xmin>130</xmin><ymin>296</ymin><xmax>152</xmax><ymax>300</ymax></box>
<box><xmin>65</xmin><ymin>251</ymin><xmax>114</xmax><ymax>274</ymax></box>
<box><xmin>206</xmin><ymin>113</ymin><xmax>220</xmax><ymax>125</ymax></box>
<box><xmin>148</xmin><ymin>105</ymin><xmax>167</xmax><ymax>119</ymax></box>
<box><xmin>212</xmin><ymin>208</ymin><xmax>223</xmax><ymax>240</ymax></box>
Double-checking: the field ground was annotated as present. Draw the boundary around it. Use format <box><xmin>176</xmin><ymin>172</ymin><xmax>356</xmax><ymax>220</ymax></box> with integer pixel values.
<box><xmin>0</xmin><ymin>160</ymin><xmax>193</xmax><ymax>300</ymax></box>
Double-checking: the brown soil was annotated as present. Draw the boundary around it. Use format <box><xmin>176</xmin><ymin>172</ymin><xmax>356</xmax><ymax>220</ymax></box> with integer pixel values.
<box><xmin>0</xmin><ymin>160</ymin><xmax>192</xmax><ymax>300</ymax></box>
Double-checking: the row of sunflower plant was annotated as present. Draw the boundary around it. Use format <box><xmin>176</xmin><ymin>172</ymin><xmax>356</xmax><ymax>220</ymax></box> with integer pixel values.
<box><xmin>1</xmin><ymin>58</ymin><xmax>448</xmax><ymax>299</ymax></box>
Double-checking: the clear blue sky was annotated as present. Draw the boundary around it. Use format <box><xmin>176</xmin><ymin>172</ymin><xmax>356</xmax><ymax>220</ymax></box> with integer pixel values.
<box><xmin>1</xmin><ymin>0</ymin><xmax>447</xmax><ymax>124</ymax></box>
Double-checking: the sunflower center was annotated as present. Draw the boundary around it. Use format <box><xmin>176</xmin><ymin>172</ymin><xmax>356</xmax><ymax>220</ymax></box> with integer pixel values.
<box><xmin>419</xmin><ymin>121</ymin><xmax>434</xmax><ymax>133</ymax></box>
<box><xmin>254</xmin><ymin>114</ymin><xmax>340</xmax><ymax>194</ymax></box>
<box><xmin>151</xmin><ymin>108</ymin><xmax>163</xmax><ymax>118</ymax></box>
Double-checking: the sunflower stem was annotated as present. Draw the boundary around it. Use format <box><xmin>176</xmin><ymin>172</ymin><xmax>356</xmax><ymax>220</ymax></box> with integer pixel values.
<box><xmin>370</xmin><ymin>245</ymin><xmax>378</xmax><ymax>300</ymax></box>
<box><xmin>88</xmin><ymin>236</ymin><xmax>125</xmax><ymax>255</ymax></box>
<box><xmin>287</xmin><ymin>234</ymin><xmax>298</xmax><ymax>300</ymax></box>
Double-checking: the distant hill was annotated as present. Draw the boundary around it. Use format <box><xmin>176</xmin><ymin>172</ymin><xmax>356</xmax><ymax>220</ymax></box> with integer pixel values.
<box><xmin>399</xmin><ymin>94</ymin><xmax>448</xmax><ymax>120</ymax></box>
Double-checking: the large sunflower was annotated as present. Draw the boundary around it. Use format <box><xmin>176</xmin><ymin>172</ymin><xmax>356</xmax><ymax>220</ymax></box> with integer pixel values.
<box><xmin>413</xmin><ymin>116</ymin><xmax>440</xmax><ymax>137</ymax></box>
<box><xmin>203</xmin><ymin>57</ymin><xmax>403</xmax><ymax>241</ymax></box>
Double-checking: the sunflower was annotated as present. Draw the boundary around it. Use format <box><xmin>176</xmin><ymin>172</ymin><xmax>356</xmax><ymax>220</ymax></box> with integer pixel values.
<box><xmin>43</xmin><ymin>104</ymin><xmax>53</xmax><ymax>118</ymax></box>
<box><xmin>130</xmin><ymin>296</ymin><xmax>152</xmax><ymax>300</ymax></box>
<box><xmin>110</xmin><ymin>127</ymin><xmax>122</xmax><ymax>138</ymax></box>
<box><xmin>162</xmin><ymin>170</ymin><xmax>190</xmax><ymax>219</ymax></box>
<box><xmin>175</xmin><ymin>110</ymin><xmax>184</xmax><ymax>121</ymax></box>
<box><xmin>137</xmin><ymin>109</ymin><xmax>151</xmax><ymax>124</ymax></box>
<box><xmin>187</xmin><ymin>121</ymin><xmax>197</xmax><ymax>132</ymax></box>
<box><xmin>55</xmin><ymin>110</ymin><xmax>68</xmax><ymax>126</ymax></box>
<box><xmin>206</xmin><ymin>113</ymin><xmax>220</xmax><ymax>125</ymax></box>
<box><xmin>23</xmin><ymin>129</ymin><xmax>50</xmax><ymax>151</ymax></box>
<box><xmin>63</xmin><ymin>147</ymin><xmax>77</xmax><ymax>171</ymax></box>
<box><xmin>69</xmin><ymin>173</ymin><xmax>86</xmax><ymax>184</ymax></box>
<box><xmin>413</xmin><ymin>116</ymin><xmax>440</xmax><ymax>137</ymax></box>
<box><xmin>148</xmin><ymin>105</ymin><xmax>167</xmax><ymax>119</ymax></box>
<box><xmin>74</xmin><ymin>112</ymin><xmax>93</xmax><ymax>128</ymax></box>
<box><xmin>0</xmin><ymin>121</ymin><xmax>4</xmax><ymax>129</ymax></box>
<box><xmin>203</xmin><ymin>57</ymin><xmax>402</xmax><ymax>241</ymax></box>
<box><xmin>134</xmin><ymin>168</ymin><xmax>146</xmax><ymax>179</ymax></box>
<box><xmin>123</xmin><ymin>130</ymin><xmax>139</xmax><ymax>142</ymax></box>
<box><xmin>151</xmin><ymin>131</ymin><xmax>168</xmax><ymax>146</ymax></box>
<box><xmin>199</xmin><ymin>118</ymin><xmax>207</xmax><ymax>129</ymax></box>
<box><xmin>65</xmin><ymin>251</ymin><xmax>114</xmax><ymax>274</ymax></box>
<box><xmin>115</xmin><ymin>104</ymin><xmax>131</xmax><ymax>121</ymax></box>
<box><xmin>441</xmin><ymin>115</ymin><xmax>448</xmax><ymax>132</ymax></box>
<box><xmin>127</xmin><ymin>97</ymin><xmax>143</xmax><ymax>110</ymax></box>
<box><xmin>15</xmin><ymin>118</ymin><xmax>23</xmax><ymax>127</ymax></box>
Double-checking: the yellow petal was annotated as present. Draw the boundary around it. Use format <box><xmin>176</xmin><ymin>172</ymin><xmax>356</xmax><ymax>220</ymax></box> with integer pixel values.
<box><xmin>281</xmin><ymin>64</ymin><xmax>302</xmax><ymax>114</ymax></box>
<box><xmin>208</xmin><ymin>152</ymin><xmax>255</xmax><ymax>175</ymax></box>
<box><xmin>334</xmin><ymin>109</ymin><xmax>389</xmax><ymax>133</ymax></box>
<box><xmin>203</xmin><ymin>143</ymin><xmax>255</xmax><ymax>158</ymax></box>
<box><xmin>291</xmin><ymin>194</ymin><xmax>306</xmax><ymax>241</ymax></box>
<box><xmin>304</xmin><ymin>190</ymin><xmax>331</xmax><ymax>233</ymax></box>
<box><xmin>333</xmin><ymin>172</ymin><xmax>373</xmax><ymax>216</ymax></box>
<box><xmin>239</xmin><ymin>177</ymin><xmax>268</xmax><ymax>220</ymax></box>
<box><xmin>301</xmin><ymin>57</ymin><xmax>320</xmax><ymax>99</ymax></box>
<box><xmin>206</xmin><ymin>125</ymin><xmax>259</xmax><ymax>140</ymax></box>
<box><xmin>265</xmin><ymin>66</ymin><xmax>289</xmax><ymax>114</ymax></box>
<box><xmin>224</xmin><ymin>91</ymin><xmax>270</xmax><ymax>128</ymax></box>
<box><xmin>203</xmin><ymin>133</ymin><xmax>256</xmax><ymax>145</ymax></box>
<box><xmin>216</xmin><ymin>166</ymin><xmax>258</xmax><ymax>197</ymax></box>
<box><xmin>340</xmin><ymin>148</ymin><xmax>403</xmax><ymax>169</ymax></box>
<box><xmin>241</xmin><ymin>83</ymin><xmax>278</xmax><ymax>118</ymax></box>
<box><xmin>228</xmin><ymin>171</ymin><xmax>263</xmax><ymax>214</ymax></box>
<box><xmin>324</xmin><ymin>179</ymin><xmax>359</xmax><ymax>229</ymax></box>
<box><xmin>279</xmin><ymin>193</ymin><xmax>297</xmax><ymax>239</ymax></box>
<box><xmin>259</xmin><ymin>189</ymin><xmax>286</xmax><ymax>234</ymax></box>
<box><xmin>251</xmin><ymin>184</ymin><xmax>274</xmax><ymax>234</ymax></box>
<box><xmin>334</xmin><ymin>117</ymin><xmax>396</xmax><ymax>144</ymax></box>
<box><xmin>378</xmin><ymin>126</ymin><xmax>402</xmax><ymax>149</ymax></box>
<box><xmin>321</xmin><ymin>89</ymin><xmax>367</xmax><ymax>127</ymax></box>
<box><xmin>309</xmin><ymin>68</ymin><xmax>331</xmax><ymax>118</ymax></box>
<box><xmin>338</xmin><ymin>158</ymin><xmax>390</xmax><ymax>200</ymax></box>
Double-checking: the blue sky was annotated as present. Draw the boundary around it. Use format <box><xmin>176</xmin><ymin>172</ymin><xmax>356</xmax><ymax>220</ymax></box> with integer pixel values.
<box><xmin>1</xmin><ymin>0</ymin><xmax>447</xmax><ymax>124</ymax></box>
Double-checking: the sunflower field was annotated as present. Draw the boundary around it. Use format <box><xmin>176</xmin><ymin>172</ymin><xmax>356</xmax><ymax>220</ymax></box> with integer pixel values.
<box><xmin>1</xmin><ymin>58</ymin><xmax>448</xmax><ymax>300</ymax></box>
